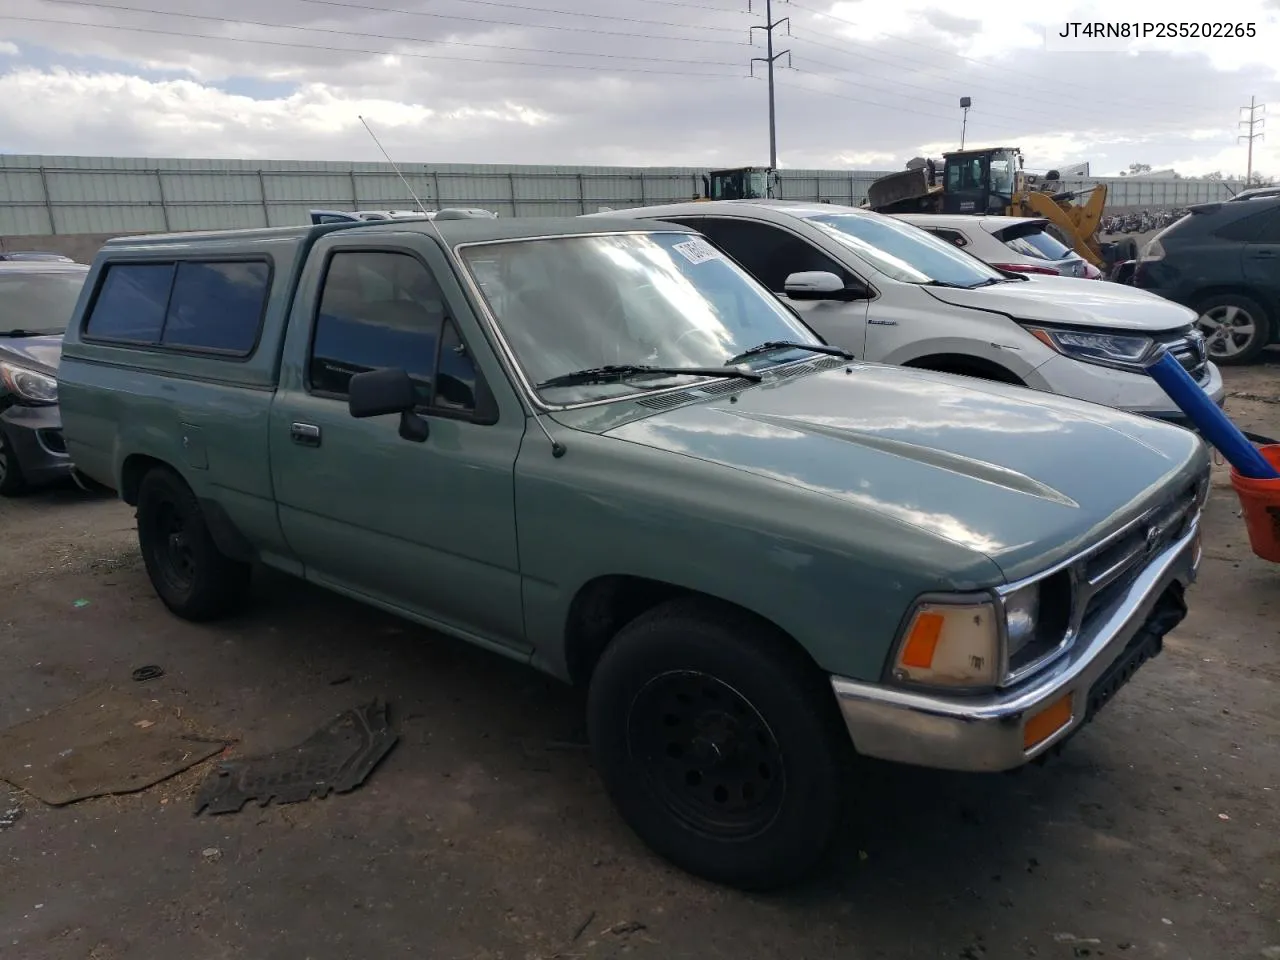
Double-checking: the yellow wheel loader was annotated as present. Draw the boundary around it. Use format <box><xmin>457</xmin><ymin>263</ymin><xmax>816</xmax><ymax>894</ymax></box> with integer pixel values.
<box><xmin>865</xmin><ymin>147</ymin><xmax>1109</xmax><ymax>269</ymax></box>
<box><xmin>695</xmin><ymin>167</ymin><xmax>780</xmax><ymax>201</ymax></box>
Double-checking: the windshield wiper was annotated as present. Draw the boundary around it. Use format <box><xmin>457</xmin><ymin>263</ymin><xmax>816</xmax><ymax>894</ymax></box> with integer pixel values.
<box><xmin>536</xmin><ymin>363</ymin><xmax>763</xmax><ymax>391</ymax></box>
<box><xmin>1</xmin><ymin>329</ymin><xmax>41</xmax><ymax>338</ymax></box>
<box><xmin>724</xmin><ymin>340</ymin><xmax>855</xmax><ymax>366</ymax></box>
<box><xmin>920</xmin><ymin>279</ymin><xmax>970</xmax><ymax>289</ymax></box>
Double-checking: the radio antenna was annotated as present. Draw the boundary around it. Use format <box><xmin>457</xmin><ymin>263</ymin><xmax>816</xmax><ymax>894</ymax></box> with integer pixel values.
<box><xmin>356</xmin><ymin>117</ymin><xmax>566</xmax><ymax>458</ymax></box>
<box><xmin>358</xmin><ymin>114</ymin><xmax>429</xmax><ymax>215</ymax></box>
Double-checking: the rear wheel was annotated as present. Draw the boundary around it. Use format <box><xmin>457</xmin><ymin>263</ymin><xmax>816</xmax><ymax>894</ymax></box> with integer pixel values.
<box><xmin>1196</xmin><ymin>293</ymin><xmax>1272</xmax><ymax>366</ymax></box>
<box><xmin>0</xmin><ymin>431</ymin><xmax>29</xmax><ymax>497</ymax></box>
<box><xmin>587</xmin><ymin>598</ymin><xmax>848</xmax><ymax>890</ymax></box>
<box><xmin>136</xmin><ymin>467</ymin><xmax>251</xmax><ymax>621</ymax></box>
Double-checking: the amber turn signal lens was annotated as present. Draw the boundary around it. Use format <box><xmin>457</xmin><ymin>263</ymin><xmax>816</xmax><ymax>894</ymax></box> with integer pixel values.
<box><xmin>1023</xmin><ymin>692</ymin><xmax>1074</xmax><ymax>750</ymax></box>
<box><xmin>899</xmin><ymin>611</ymin><xmax>945</xmax><ymax>668</ymax></box>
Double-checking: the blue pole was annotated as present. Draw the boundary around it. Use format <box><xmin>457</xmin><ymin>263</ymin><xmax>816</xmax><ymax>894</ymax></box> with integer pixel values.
<box><xmin>1143</xmin><ymin>347</ymin><xmax>1280</xmax><ymax>479</ymax></box>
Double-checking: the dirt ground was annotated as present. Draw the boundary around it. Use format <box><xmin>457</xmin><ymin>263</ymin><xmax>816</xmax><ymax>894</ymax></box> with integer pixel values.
<box><xmin>1</xmin><ymin>364</ymin><xmax>1278</xmax><ymax>960</ymax></box>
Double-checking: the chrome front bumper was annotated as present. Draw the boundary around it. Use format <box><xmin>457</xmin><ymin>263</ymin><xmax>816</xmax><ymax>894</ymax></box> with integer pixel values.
<box><xmin>830</xmin><ymin>521</ymin><xmax>1202</xmax><ymax>773</ymax></box>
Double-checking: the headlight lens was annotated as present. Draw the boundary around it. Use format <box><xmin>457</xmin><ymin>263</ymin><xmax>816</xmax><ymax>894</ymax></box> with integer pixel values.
<box><xmin>890</xmin><ymin>598</ymin><xmax>1000</xmax><ymax>688</ymax></box>
<box><xmin>1001</xmin><ymin>583</ymin><xmax>1040</xmax><ymax>660</ymax></box>
<box><xmin>1024</xmin><ymin>326</ymin><xmax>1154</xmax><ymax>368</ymax></box>
<box><xmin>0</xmin><ymin>361</ymin><xmax>58</xmax><ymax>404</ymax></box>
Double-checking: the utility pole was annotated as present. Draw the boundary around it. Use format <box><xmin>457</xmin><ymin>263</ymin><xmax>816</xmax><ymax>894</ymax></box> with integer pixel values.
<box><xmin>749</xmin><ymin>0</ymin><xmax>791</xmax><ymax>172</ymax></box>
<box><xmin>1239</xmin><ymin>96</ymin><xmax>1266</xmax><ymax>185</ymax></box>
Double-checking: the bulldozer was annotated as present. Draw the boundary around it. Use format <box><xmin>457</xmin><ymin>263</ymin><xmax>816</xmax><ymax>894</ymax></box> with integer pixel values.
<box><xmin>696</xmin><ymin>166</ymin><xmax>779</xmax><ymax>201</ymax></box>
<box><xmin>865</xmin><ymin>147</ymin><xmax>1110</xmax><ymax>269</ymax></box>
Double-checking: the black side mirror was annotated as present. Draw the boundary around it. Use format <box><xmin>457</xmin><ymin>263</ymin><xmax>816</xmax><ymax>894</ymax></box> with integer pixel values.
<box><xmin>348</xmin><ymin>368</ymin><xmax>429</xmax><ymax>442</ymax></box>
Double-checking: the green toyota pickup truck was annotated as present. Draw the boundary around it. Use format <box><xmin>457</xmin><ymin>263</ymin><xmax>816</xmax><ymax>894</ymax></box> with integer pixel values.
<box><xmin>58</xmin><ymin>217</ymin><xmax>1209</xmax><ymax>890</ymax></box>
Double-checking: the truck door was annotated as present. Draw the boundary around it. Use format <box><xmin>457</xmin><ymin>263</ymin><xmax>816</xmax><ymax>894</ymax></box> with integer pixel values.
<box><xmin>673</xmin><ymin>217</ymin><xmax>871</xmax><ymax>356</ymax></box>
<box><xmin>268</xmin><ymin>235</ymin><xmax>529</xmax><ymax>652</ymax></box>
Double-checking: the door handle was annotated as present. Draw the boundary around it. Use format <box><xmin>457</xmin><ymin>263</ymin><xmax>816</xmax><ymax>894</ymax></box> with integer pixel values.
<box><xmin>290</xmin><ymin>422</ymin><xmax>322</xmax><ymax>447</ymax></box>
<box><xmin>1250</xmin><ymin>250</ymin><xmax>1276</xmax><ymax>258</ymax></box>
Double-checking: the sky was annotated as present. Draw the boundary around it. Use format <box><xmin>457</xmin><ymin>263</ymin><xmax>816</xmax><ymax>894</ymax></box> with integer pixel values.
<box><xmin>0</xmin><ymin>0</ymin><xmax>1278</xmax><ymax>176</ymax></box>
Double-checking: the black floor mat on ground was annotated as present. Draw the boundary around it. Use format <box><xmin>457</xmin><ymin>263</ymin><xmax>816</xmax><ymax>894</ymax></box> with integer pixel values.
<box><xmin>193</xmin><ymin>700</ymin><xmax>398</xmax><ymax>815</ymax></box>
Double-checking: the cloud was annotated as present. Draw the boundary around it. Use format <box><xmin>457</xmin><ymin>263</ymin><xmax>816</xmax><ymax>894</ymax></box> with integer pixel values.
<box><xmin>0</xmin><ymin>0</ymin><xmax>1276</xmax><ymax>179</ymax></box>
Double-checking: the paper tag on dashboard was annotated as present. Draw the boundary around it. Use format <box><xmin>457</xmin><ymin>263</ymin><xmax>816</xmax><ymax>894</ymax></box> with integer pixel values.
<box><xmin>672</xmin><ymin>238</ymin><xmax>721</xmax><ymax>264</ymax></box>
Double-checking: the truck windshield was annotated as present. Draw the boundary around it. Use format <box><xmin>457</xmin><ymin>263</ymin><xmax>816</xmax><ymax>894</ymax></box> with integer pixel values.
<box><xmin>460</xmin><ymin>232</ymin><xmax>822</xmax><ymax>404</ymax></box>
<box><xmin>804</xmin><ymin>213</ymin><xmax>1006</xmax><ymax>287</ymax></box>
<box><xmin>0</xmin><ymin>270</ymin><xmax>88</xmax><ymax>335</ymax></box>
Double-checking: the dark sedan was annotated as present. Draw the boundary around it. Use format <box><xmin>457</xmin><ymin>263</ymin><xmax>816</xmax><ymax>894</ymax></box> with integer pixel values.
<box><xmin>1135</xmin><ymin>196</ymin><xmax>1280</xmax><ymax>365</ymax></box>
<box><xmin>0</xmin><ymin>261</ymin><xmax>89</xmax><ymax>495</ymax></box>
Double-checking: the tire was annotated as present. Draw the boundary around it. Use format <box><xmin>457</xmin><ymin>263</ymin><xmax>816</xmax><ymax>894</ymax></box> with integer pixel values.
<box><xmin>136</xmin><ymin>467</ymin><xmax>251</xmax><ymax>621</ymax></box>
<box><xmin>0</xmin><ymin>430</ymin><xmax>30</xmax><ymax>497</ymax></box>
<box><xmin>586</xmin><ymin>597</ymin><xmax>848</xmax><ymax>890</ymax></box>
<box><xmin>1195</xmin><ymin>293</ymin><xmax>1273</xmax><ymax>366</ymax></box>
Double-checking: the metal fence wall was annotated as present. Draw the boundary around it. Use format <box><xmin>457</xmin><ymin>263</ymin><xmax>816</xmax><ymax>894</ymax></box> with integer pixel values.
<box><xmin>0</xmin><ymin>154</ymin><xmax>1248</xmax><ymax>237</ymax></box>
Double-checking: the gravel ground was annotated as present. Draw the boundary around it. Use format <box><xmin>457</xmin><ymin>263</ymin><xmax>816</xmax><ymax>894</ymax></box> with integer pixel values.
<box><xmin>0</xmin><ymin>365</ymin><xmax>1277</xmax><ymax>960</ymax></box>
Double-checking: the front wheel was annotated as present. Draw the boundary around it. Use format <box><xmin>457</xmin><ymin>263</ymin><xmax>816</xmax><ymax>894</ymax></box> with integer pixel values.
<box><xmin>136</xmin><ymin>467</ymin><xmax>251</xmax><ymax>621</ymax></box>
<box><xmin>587</xmin><ymin>598</ymin><xmax>849</xmax><ymax>890</ymax></box>
<box><xmin>1196</xmin><ymin>293</ymin><xmax>1273</xmax><ymax>366</ymax></box>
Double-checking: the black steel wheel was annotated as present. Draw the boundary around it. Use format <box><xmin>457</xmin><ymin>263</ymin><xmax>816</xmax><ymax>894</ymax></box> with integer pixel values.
<box><xmin>136</xmin><ymin>467</ymin><xmax>251</xmax><ymax>621</ymax></box>
<box><xmin>588</xmin><ymin>598</ymin><xmax>848</xmax><ymax>890</ymax></box>
<box><xmin>627</xmin><ymin>670</ymin><xmax>787</xmax><ymax>840</ymax></box>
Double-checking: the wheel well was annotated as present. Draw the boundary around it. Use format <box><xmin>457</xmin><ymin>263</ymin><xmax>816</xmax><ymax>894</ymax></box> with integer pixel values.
<box><xmin>119</xmin><ymin>454</ymin><xmax>172</xmax><ymax>506</ymax></box>
<box><xmin>562</xmin><ymin>575</ymin><xmax>819</xmax><ymax>687</ymax></box>
<box><xmin>903</xmin><ymin>354</ymin><xmax>1025</xmax><ymax>385</ymax></box>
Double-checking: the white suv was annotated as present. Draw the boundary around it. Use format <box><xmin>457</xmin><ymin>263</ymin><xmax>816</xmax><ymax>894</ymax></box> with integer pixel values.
<box><xmin>588</xmin><ymin>200</ymin><xmax>1223</xmax><ymax>423</ymax></box>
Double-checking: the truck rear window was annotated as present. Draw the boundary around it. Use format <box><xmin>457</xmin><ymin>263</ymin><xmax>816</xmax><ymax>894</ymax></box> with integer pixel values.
<box><xmin>84</xmin><ymin>260</ymin><xmax>270</xmax><ymax>356</ymax></box>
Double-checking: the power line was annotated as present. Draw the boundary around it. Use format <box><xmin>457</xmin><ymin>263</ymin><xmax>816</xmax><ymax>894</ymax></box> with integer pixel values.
<box><xmin>747</xmin><ymin>0</ymin><xmax>790</xmax><ymax>169</ymax></box>
<box><xmin>243</xmin><ymin>0</ymin><xmax>747</xmax><ymax>38</ymax></box>
<box><xmin>38</xmin><ymin>0</ymin><xmax>746</xmax><ymax>67</ymax></box>
<box><xmin>787</xmin><ymin>27</ymin><xmax>1223</xmax><ymax>135</ymax></box>
<box><xmin>783</xmin><ymin>70</ymin><xmax>1025</xmax><ymax>135</ymax></box>
<box><xmin>1239</xmin><ymin>96</ymin><xmax>1267</xmax><ymax>184</ymax></box>
<box><xmin>784</xmin><ymin>1</ymin><xmax>1203</xmax><ymax>114</ymax></box>
<box><xmin>0</xmin><ymin>14</ymin><xmax>751</xmax><ymax>76</ymax></box>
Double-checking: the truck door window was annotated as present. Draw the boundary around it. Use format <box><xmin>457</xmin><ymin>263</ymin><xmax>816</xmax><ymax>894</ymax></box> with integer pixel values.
<box><xmin>691</xmin><ymin>219</ymin><xmax>851</xmax><ymax>292</ymax></box>
<box><xmin>310</xmin><ymin>250</ymin><xmax>478</xmax><ymax>413</ymax></box>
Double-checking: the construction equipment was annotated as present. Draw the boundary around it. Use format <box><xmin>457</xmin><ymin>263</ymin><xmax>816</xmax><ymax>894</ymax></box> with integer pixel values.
<box><xmin>865</xmin><ymin>147</ymin><xmax>1109</xmax><ymax>268</ymax></box>
<box><xmin>696</xmin><ymin>167</ymin><xmax>779</xmax><ymax>201</ymax></box>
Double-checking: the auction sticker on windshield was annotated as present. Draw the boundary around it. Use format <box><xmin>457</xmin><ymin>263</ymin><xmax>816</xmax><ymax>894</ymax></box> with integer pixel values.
<box><xmin>672</xmin><ymin>238</ymin><xmax>722</xmax><ymax>265</ymax></box>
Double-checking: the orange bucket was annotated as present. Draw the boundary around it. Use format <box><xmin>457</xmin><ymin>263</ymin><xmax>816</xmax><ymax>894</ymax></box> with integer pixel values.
<box><xmin>1229</xmin><ymin>444</ymin><xmax>1280</xmax><ymax>563</ymax></box>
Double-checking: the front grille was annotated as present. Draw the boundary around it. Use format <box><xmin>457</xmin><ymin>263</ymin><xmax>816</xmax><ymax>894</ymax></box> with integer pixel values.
<box><xmin>1153</xmin><ymin>328</ymin><xmax>1209</xmax><ymax>383</ymax></box>
<box><xmin>1002</xmin><ymin>472</ymin><xmax>1206</xmax><ymax>685</ymax></box>
<box><xmin>1077</xmin><ymin>478</ymin><xmax>1203</xmax><ymax>628</ymax></box>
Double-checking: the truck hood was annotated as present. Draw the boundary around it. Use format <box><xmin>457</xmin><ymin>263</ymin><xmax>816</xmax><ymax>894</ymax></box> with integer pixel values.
<box><xmin>923</xmin><ymin>276</ymin><xmax>1199</xmax><ymax>332</ymax></box>
<box><xmin>0</xmin><ymin>334</ymin><xmax>62</xmax><ymax>375</ymax></box>
<box><xmin>600</xmin><ymin>362</ymin><xmax>1206</xmax><ymax>582</ymax></box>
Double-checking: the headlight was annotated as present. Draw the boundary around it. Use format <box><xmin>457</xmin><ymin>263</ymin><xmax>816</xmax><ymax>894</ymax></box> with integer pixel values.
<box><xmin>1023</xmin><ymin>325</ymin><xmax>1154</xmax><ymax>369</ymax></box>
<box><xmin>0</xmin><ymin>361</ymin><xmax>58</xmax><ymax>404</ymax></box>
<box><xmin>890</xmin><ymin>597</ymin><xmax>1001</xmax><ymax>688</ymax></box>
<box><xmin>1001</xmin><ymin>583</ymin><xmax>1040</xmax><ymax>660</ymax></box>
